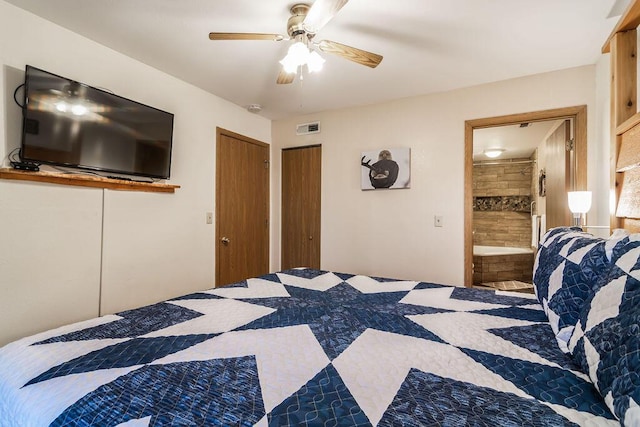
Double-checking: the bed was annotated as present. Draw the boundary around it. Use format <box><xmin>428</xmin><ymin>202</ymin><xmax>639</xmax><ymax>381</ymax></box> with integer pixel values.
<box><xmin>0</xmin><ymin>265</ymin><xmax>628</xmax><ymax>426</ymax></box>
<box><xmin>2</xmin><ymin>167</ymin><xmax>640</xmax><ymax>423</ymax></box>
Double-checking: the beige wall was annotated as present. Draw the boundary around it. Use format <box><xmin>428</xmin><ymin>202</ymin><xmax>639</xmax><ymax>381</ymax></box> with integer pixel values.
<box><xmin>272</xmin><ymin>65</ymin><xmax>604</xmax><ymax>286</ymax></box>
<box><xmin>593</xmin><ymin>52</ymin><xmax>611</xmax><ymax>237</ymax></box>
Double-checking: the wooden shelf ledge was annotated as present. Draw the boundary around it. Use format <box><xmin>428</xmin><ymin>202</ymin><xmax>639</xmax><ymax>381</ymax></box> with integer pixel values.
<box><xmin>0</xmin><ymin>168</ymin><xmax>180</xmax><ymax>193</ymax></box>
<box><xmin>616</xmin><ymin>111</ymin><xmax>640</xmax><ymax>136</ymax></box>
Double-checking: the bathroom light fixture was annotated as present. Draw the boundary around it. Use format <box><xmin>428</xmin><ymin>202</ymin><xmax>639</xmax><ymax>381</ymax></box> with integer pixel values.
<box><xmin>568</xmin><ymin>191</ymin><xmax>592</xmax><ymax>227</ymax></box>
<box><xmin>280</xmin><ymin>37</ymin><xmax>325</xmax><ymax>75</ymax></box>
<box><xmin>483</xmin><ymin>148</ymin><xmax>505</xmax><ymax>158</ymax></box>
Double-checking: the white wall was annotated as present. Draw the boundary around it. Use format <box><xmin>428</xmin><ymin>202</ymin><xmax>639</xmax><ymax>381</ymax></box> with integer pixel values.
<box><xmin>594</xmin><ymin>52</ymin><xmax>612</xmax><ymax>237</ymax></box>
<box><xmin>0</xmin><ymin>1</ymin><xmax>271</xmax><ymax>345</ymax></box>
<box><xmin>272</xmin><ymin>65</ymin><xmax>603</xmax><ymax>285</ymax></box>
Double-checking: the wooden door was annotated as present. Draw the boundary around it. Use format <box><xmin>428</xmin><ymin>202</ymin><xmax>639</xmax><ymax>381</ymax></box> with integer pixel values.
<box><xmin>545</xmin><ymin>120</ymin><xmax>573</xmax><ymax>228</ymax></box>
<box><xmin>216</xmin><ymin>128</ymin><xmax>269</xmax><ymax>286</ymax></box>
<box><xmin>281</xmin><ymin>145</ymin><xmax>321</xmax><ymax>270</ymax></box>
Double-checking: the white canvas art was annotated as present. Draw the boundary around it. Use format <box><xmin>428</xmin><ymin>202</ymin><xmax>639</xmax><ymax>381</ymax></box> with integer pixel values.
<box><xmin>360</xmin><ymin>147</ymin><xmax>411</xmax><ymax>190</ymax></box>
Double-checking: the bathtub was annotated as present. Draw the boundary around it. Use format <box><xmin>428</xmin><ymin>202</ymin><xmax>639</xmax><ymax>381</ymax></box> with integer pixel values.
<box><xmin>473</xmin><ymin>245</ymin><xmax>533</xmax><ymax>256</ymax></box>
<box><xmin>473</xmin><ymin>245</ymin><xmax>534</xmax><ymax>285</ymax></box>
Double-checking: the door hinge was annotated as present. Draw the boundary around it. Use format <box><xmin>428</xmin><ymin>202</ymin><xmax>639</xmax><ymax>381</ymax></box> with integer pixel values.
<box><xmin>565</xmin><ymin>139</ymin><xmax>574</xmax><ymax>151</ymax></box>
<box><xmin>264</xmin><ymin>160</ymin><xmax>270</xmax><ymax>169</ymax></box>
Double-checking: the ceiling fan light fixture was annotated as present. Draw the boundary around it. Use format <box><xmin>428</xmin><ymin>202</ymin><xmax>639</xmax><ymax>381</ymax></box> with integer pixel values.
<box><xmin>280</xmin><ymin>40</ymin><xmax>309</xmax><ymax>74</ymax></box>
<box><xmin>209</xmin><ymin>2</ymin><xmax>383</xmax><ymax>84</ymax></box>
<box><xmin>279</xmin><ymin>56</ymin><xmax>299</xmax><ymax>74</ymax></box>
<box><xmin>287</xmin><ymin>41</ymin><xmax>309</xmax><ymax>63</ymax></box>
<box><xmin>307</xmin><ymin>50</ymin><xmax>325</xmax><ymax>73</ymax></box>
<box><xmin>280</xmin><ymin>37</ymin><xmax>326</xmax><ymax>75</ymax></box>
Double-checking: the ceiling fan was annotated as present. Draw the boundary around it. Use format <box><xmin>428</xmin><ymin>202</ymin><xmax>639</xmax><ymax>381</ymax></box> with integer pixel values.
<box><xmin>208</xmin><ymin>0</ymin><xmax>383</xmax><ymax>84</ymax></box>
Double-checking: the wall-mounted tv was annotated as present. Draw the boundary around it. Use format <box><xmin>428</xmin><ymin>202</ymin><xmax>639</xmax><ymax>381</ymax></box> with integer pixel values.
<box><xmin>20</xmin><ymin>65</ymin><xmax>174</xmax><ymax>179</ymax></box>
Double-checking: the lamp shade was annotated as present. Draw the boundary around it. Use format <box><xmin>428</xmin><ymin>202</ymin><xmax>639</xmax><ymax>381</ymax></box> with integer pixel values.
<box><xmin>307</xmin><ymin>51</ymin><xmax>325</xmax><ymax>73</ymax></box>
<box><xmin>568</xmin><ymin>191</ymin><xmax>592</xmax><ymax>214</ymax></box>
<box><xmin>279</xmin><ymin>41</ymin><xmax>326</xmax><ymax>75</ymax></box>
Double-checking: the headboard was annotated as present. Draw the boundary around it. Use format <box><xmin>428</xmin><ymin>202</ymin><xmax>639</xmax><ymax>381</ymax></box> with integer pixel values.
<box><xmin>605</xmin><ymin>0</ymin><xmax>640</xmax><ymax>233</ymax></box>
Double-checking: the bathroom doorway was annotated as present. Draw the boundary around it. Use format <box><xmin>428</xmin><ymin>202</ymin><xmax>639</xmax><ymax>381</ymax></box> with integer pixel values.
<box><xmin>463</xmin><ymin>106</ymin><xmax>587</xmax><ymax>288</ymax></box>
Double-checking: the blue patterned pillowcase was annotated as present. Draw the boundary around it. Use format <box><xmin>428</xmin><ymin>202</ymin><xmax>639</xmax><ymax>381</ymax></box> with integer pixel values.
<box><xmin>533</xmin><ymin>227</ymin><xmax>619</xmax><ymax>353</ymax></box>
<box><xmin>568</xmin><ymin>235</ymin><xmax>640</xmax><ymax>425</ymax></box>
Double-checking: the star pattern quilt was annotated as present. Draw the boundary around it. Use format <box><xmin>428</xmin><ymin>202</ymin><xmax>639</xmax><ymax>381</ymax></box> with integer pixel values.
<box><xmin>0</xmin><ymin>269</ymin><xmax>617</xmax><ymax>426</ymax></box>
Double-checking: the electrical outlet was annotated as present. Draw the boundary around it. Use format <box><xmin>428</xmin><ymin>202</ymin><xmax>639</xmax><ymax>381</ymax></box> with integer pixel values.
<box><xmin>434</xmin><ymin>215</ymin><xmax>443</xmax><ymax>227</ymax></box>
<box><xmin>206</xmin><ymin>212</ymin><xmax>213</xmax><ymax>224</ymax></box>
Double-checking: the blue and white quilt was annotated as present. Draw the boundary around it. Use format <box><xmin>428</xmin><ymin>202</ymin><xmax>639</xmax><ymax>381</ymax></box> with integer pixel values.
<box><xmin>0</xmin><ymin>269</ymin><xmax>617</xmax><ymax>426</ymax></box>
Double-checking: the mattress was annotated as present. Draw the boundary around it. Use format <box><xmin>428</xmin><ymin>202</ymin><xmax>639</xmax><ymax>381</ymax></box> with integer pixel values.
<box><xmin>0</xmin><ymin>269</ymin><xmax>617</xmax><ymax>426</ymax></box>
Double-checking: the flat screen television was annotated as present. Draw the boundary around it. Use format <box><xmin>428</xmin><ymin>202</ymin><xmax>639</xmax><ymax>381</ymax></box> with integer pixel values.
<box><xmin>20</xmin><ymin>65</ymin><xmax>174</xmax><ymax>179</ymax></box>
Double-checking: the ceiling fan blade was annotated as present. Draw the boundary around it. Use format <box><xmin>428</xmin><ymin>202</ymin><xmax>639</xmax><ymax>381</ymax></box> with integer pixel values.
<box><xmin>209</xmin><ymin>32</ymin><xmax>285</xmax><ymax>41</ymax></box>
<box><xmin>276</xmin><ymin>69</ymin><xmax>295</xmax><ymax>85</ymax></box>
<box><xmin>318</xmin><ymin>40</ymin><xmax>383</xmax><ymax>68</ymax></box>
<box><xmin>303</xmin><ymin>0</ymin><xmax>349</xmax><ymax>34</ymax></box>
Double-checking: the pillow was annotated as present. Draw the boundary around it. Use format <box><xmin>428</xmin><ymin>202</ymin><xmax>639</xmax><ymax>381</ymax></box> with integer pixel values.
<box><xmin>533</xmin><ymin>227</ymin><xmax>616</xmax><ymax>352</ymax></box>
<box><xmin>568</xmin><ymin>235</ymin><xmax>640</xmax><ymax>425</ymax></box>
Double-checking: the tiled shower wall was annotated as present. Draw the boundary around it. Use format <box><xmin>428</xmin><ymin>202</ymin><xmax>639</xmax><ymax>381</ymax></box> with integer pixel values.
<box><xmin>473</xmin><ymin>160</ymin><xmax>533</xmax><ymax>248</ymax></box>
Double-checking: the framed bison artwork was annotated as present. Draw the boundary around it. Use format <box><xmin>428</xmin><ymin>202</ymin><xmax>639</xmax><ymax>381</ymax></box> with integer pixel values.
<box><xmin>360</xmin><ymin>147</ymin><xmax>411</xmax><ymax>190</ymax></box>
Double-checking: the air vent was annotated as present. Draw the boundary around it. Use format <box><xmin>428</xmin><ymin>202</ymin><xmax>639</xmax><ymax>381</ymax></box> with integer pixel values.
<box><xmin>296</xmin><ymin>121</ymin><xmax>320</xmax><ymax>135</ymax></box>
<box><xmin>519</xmin><ymin>123</ymin><xmax>530</xmax><ymax>128</ymax></box>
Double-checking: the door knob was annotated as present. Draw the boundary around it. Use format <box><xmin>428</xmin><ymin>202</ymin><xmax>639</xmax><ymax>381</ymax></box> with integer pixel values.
<box><xmin>221</xmin><ymin>237</ymin><xmax>230</xmax><ymax>244</ymax></box>
<box><xmin>309</xmin><ymin>236</ymin><xmax>313</xmax><ymax>240</ymax></box>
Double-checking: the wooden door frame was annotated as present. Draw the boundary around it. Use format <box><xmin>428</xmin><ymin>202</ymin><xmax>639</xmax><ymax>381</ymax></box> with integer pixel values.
<box><xmin>215</xmin><ymin>127</ymin><xmax>270</xmax><ymax>287</ymax></box>
<box><xmin>464</xmin><ymin>105</ymin><xmax>587</xmax><ymax>287</ymax></box>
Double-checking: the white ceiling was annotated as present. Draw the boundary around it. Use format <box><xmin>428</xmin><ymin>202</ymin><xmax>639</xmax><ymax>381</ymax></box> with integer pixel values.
<box><xmin>5</xmin><ymin>0</ymin><xmax>623</xmax><ymax>120</ymax></box>
<box><xmin>473</xmin><ymin>120</ymin><xmax>562</xmax><ymax>161</ymax></box>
